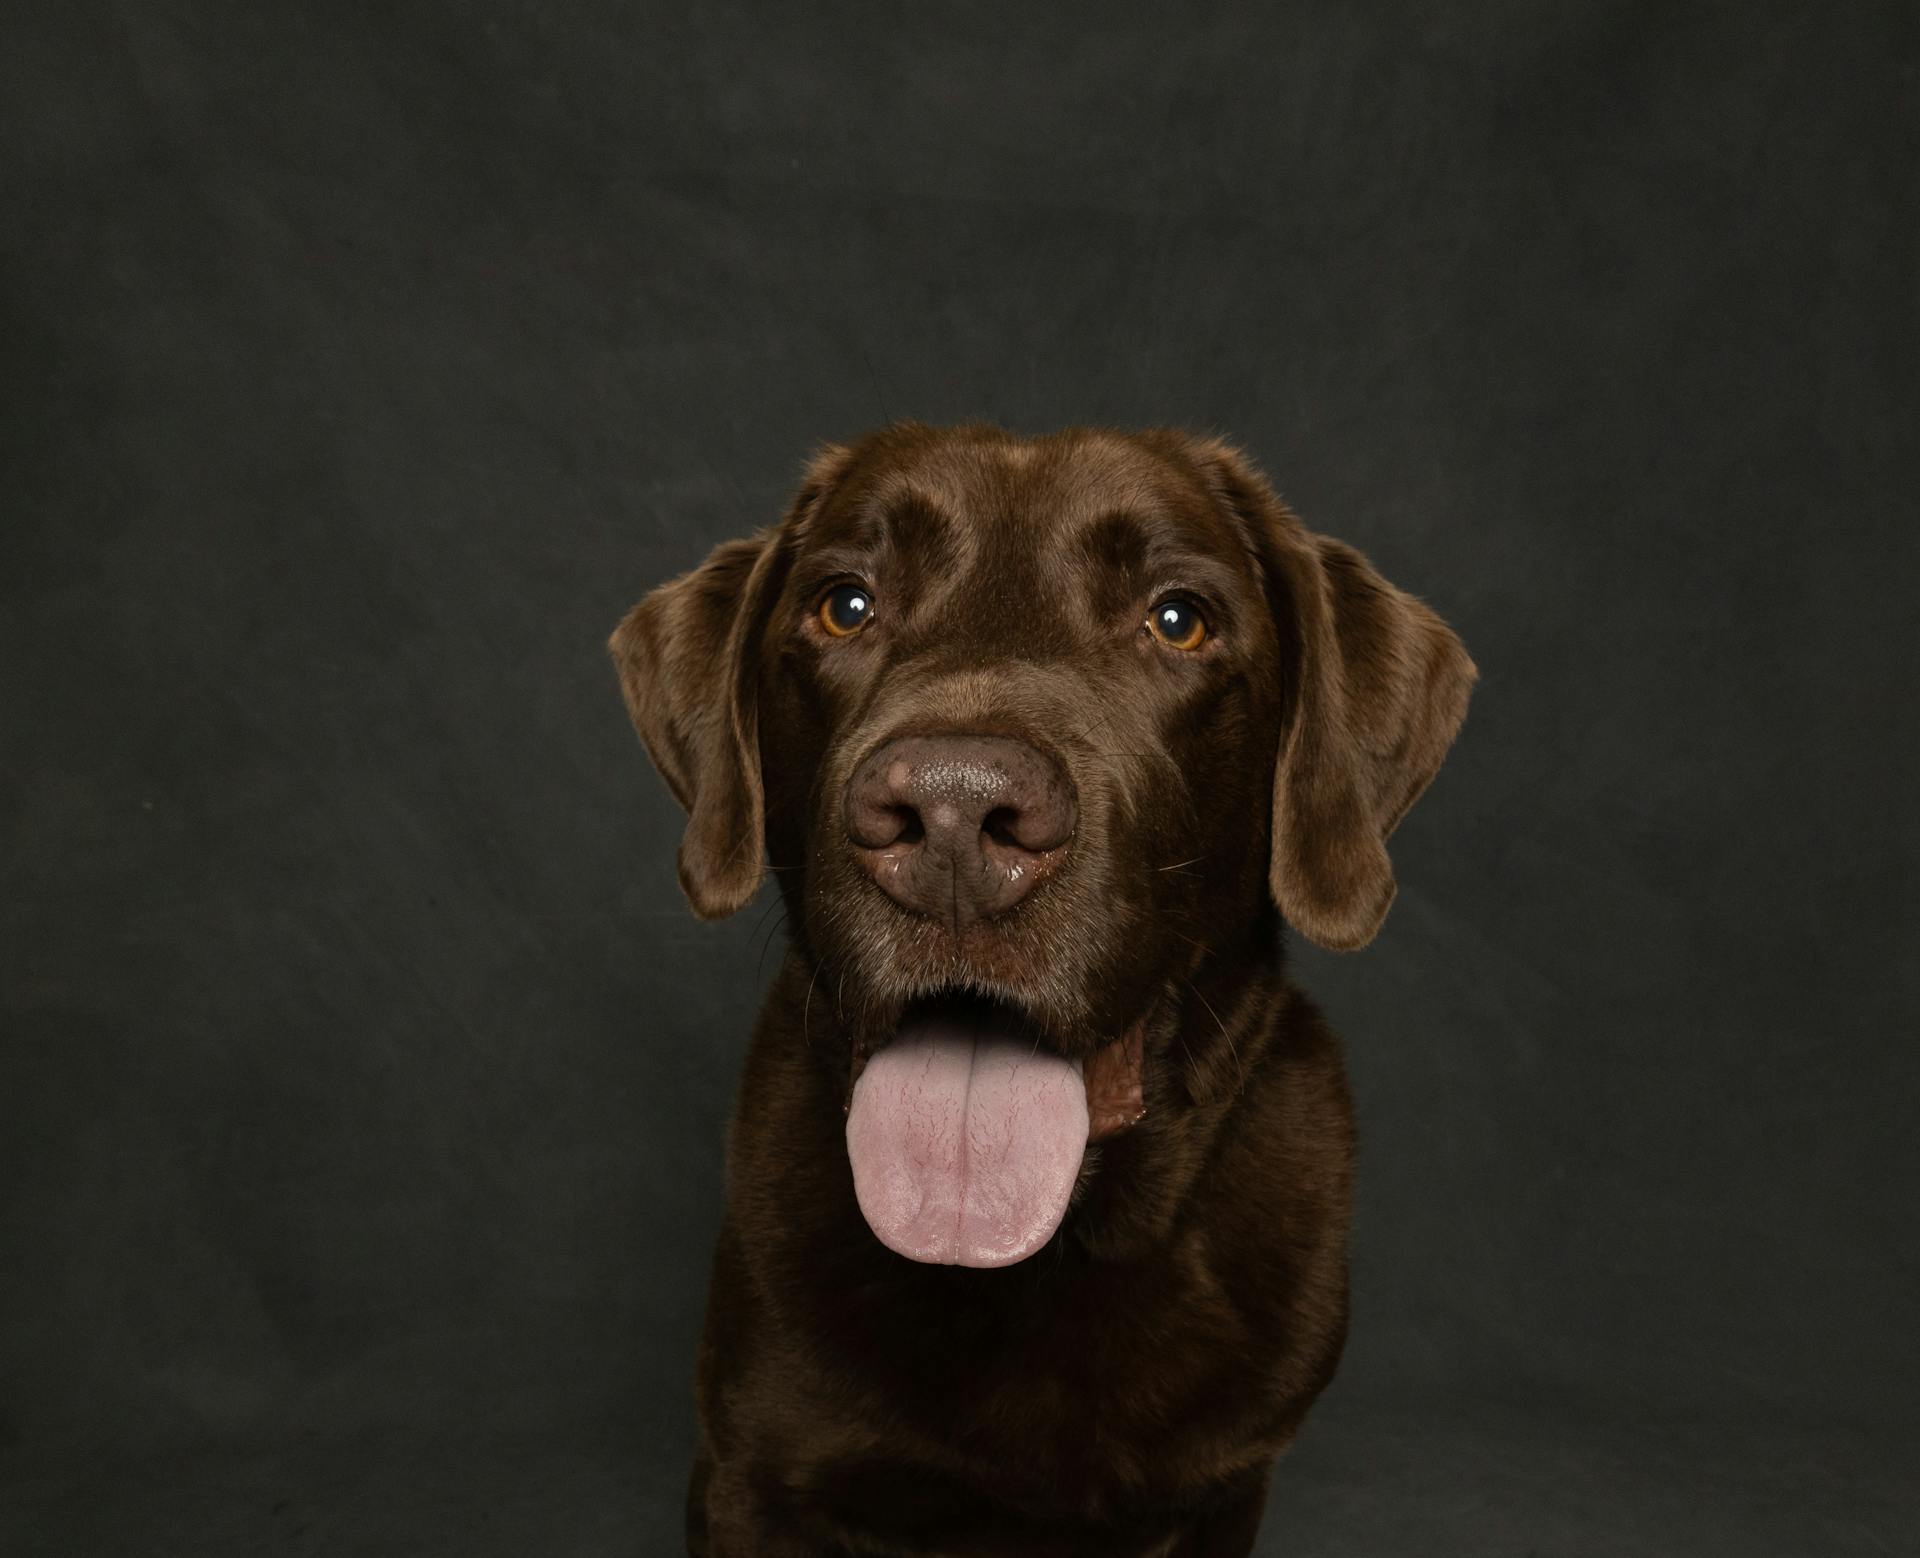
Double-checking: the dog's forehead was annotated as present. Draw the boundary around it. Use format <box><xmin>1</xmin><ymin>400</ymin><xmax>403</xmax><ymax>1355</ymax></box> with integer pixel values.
<box><xmin>801</xmin><ymin>427</ymin><xmax>1229</xmax><ymax>553</ymax></box>
<box><xmin>898</xmin><ymin>431</ymin><xmax>1177</xmax><ymax>523</ymax></box>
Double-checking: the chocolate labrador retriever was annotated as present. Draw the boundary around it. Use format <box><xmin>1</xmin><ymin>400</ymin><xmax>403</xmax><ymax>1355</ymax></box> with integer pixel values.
<box><xmin>610</xmin><ymin>423</ymin><xmax>1474</xmax><ymax>1555</ymax></box>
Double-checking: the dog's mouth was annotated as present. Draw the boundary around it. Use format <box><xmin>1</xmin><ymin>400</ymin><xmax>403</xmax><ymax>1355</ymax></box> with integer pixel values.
<box><xmin>842</xmin><ymin>988</ymin><xmax>1146</xmax><ymax>1269</ymax></box>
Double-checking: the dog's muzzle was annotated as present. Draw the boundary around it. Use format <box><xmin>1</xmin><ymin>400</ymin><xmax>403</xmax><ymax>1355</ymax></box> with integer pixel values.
<box><xmin>843</xmin><ymin>734</ymin><xmax>1074</xmax><ymax>929</ymax></box>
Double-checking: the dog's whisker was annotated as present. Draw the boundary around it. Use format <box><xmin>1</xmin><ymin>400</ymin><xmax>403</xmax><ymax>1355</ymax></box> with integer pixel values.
<box><xmin>802</xmin><ymin>960</ymin><xmax>822</xmax><ymax>1053</ymax></box>
<box><xmin>1174</xmin><ymin>1028</ymin><xmax>1202</xmax><ymax>1086</ymax></box>
<box><xmin>751</xmin><ymin>899</ymin><xmax>790</xmax><ymax>981</ymax></box>
<box><xmin>1053</xmin><ymin>700</ymin><xmax>1132</xmax><ymax>753</ymax></box>
<box><xmin>1182</xmin><ymin>975</ymin><xmax>1245</xmax><ymax>1093</ymax></box>
<box><xmin>1165</xmin><ymin>927</ymin><xmax>1208</xmax><ymax>957</ymax></box>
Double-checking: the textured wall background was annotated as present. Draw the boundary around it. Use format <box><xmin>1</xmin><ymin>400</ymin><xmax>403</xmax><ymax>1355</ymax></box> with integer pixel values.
<box><xmin>2</xmin><ymin>0</ymin><xmax>1914</xmax><ymax>1529</ymax></box>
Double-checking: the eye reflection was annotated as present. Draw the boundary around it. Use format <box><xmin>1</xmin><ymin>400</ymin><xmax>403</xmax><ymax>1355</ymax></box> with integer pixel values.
<box><xmin>820</xmin><ymin>583</ymin><xmax>875</xmax><ymax>637</ymax></box>
<box><xmin>1147</xmin><ymin>597</ymin><xmax>1207</xmax><ymax>651</ymax></box>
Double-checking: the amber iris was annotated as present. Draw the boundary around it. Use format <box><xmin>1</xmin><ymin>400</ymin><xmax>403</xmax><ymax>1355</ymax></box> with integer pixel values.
<box><xmin>820</xmin><ymin>583</ymin><xmax>875</xmax><ymax>637</ymax></box>
<box><xmin>1147</xmin><ymin>597</ymin><xmax>1207</xmax><ymax>650</ymax></box>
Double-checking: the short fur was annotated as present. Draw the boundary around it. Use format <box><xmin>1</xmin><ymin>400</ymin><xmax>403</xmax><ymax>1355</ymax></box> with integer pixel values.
<box><xmin>610</xmin><ymin>423</ymin><xmax>1474</xmax><ymax>1555</ymax></box>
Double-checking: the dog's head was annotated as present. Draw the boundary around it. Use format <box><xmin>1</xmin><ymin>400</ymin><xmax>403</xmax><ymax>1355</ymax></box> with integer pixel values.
<box><xmin>611</xmin><ymin>423</ymin><xmax>1473</xmax><ymax>1264</ymax></box>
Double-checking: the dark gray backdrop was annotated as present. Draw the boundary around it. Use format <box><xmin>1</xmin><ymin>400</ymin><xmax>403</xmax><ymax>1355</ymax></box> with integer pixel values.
<box><xmin>3</xmin><ymin>2</ymin><xmax>1915</xmax><ymax>1553</ymax></box>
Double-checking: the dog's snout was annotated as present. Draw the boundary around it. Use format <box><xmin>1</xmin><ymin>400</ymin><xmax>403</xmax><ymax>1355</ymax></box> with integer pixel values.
<box><xmin>844</xmin><ymin>735</ymin><xmax>1075</xmax><ymax>925</ymax></box>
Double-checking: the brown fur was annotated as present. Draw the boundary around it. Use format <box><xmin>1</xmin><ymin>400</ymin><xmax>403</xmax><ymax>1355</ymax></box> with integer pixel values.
<box><xmin>610</xmin><ymin>423</ymin><xmax>1474</xmax><ymax>1555</ymax></box>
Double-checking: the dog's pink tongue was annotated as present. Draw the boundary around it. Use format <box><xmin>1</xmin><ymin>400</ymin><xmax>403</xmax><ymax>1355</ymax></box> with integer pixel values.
<box><xmin>846</xmin><ymin>1013</ymin><xmax>1089</xmax><ymax>1268</ymax></box>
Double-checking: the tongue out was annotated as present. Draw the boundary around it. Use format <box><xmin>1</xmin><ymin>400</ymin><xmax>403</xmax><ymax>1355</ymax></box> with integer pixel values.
<box><xmin>846</xmin><ymin>1006</ymin><xmax>1090</xmax><ymax>1268</ymax></box>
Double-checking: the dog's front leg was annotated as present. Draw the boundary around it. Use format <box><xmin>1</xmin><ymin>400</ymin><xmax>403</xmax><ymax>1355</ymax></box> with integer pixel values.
<box><xmin>693</xmin><ymin>1457</ymin><xmax>842</xmax><ymax>1557</ymax></box>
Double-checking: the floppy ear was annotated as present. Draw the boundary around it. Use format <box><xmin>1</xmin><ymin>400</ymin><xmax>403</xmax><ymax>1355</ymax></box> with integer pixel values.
<box><xmin>607</xmin><ymin>446</ymin><xmax>851</xmax><ymax>919</ymax></box>
<box><xmin>608</xmin><ymin>531</ymin><xmax>784</xmax><ymax>918</ymax></box>
<box><xmin>1186</xmin><ymin>438</ymin><xmax>1477</xmax><ymax>951</ymax></box>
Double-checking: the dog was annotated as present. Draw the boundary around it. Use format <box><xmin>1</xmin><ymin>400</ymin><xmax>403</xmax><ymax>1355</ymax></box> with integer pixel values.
<box><xmin>610</xmin><ymin>422</ymin><xmax>1474</xmax><ymax>1556</ymax></box>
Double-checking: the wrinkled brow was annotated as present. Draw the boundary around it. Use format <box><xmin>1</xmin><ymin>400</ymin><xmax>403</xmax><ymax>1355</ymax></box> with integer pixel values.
<box><xmin>794</xmin><ymin>488</ymin><xmax>963</xmax><ymax>588</ymax></box>
<box><xmin>1074</xmin><ymin>508</ymin><xmax>1252</xmax><ymax>600</ymax></box>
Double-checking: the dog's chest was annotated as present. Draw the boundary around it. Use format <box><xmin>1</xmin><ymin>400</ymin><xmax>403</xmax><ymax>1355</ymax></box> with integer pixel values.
<box><xmin>809</xmin><ymin>1239</ymin><xmax>1269</xmax><ymax>1520</ymax></box>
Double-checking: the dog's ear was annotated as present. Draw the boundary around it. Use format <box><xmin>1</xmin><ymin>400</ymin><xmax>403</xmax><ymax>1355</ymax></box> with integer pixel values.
<box><xmin>1184</xmin><ymin>437</ymin><xmax>1476</xmax><ymax>951</ymax></box>
<box><xmin>608</xmin><ymin>446</ymin><xmax>849</xmax><ymax>918</ymax></box>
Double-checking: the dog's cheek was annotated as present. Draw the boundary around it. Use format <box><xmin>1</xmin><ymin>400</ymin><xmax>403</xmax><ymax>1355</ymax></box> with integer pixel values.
<box><xmin>758</xmin><ymin>655</ymin><xmax>837</xmax><ymax>879</ymax></box>
<box><xmin>1159</xmin><ymin>671</ymin><xmax>1276</xmax><ymax>924</ymax></box>
<box><xmin>762</xmin><ymin>654</ymin><xmax>898</xmax><ymax>975</ymax></box>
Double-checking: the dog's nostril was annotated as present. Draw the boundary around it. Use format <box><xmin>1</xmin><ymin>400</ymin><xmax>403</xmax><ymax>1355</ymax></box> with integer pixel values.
<box><xmin>890</xmin><ymin>806</ymin><xmax>926</xmax><ymax>847</ymax></box>
<box><xmin>981</xmin><ymin>807</ymin><xmax>1022</xmax><ymax>849</ymax></box>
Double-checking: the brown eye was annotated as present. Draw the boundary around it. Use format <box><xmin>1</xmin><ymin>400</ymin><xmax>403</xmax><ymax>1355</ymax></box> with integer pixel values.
<box><xmin>819</xmin><ymin>582</ymin><xmax>875</xmax><ymax>637</ymax></box>
<box><xmin>1146</xmin><ymin>597</ymin><xmax>1207</xmax><ymax>651</ymax></box>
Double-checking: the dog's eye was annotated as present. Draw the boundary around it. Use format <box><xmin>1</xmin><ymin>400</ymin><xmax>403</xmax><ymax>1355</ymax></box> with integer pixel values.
<box><xmin>1146</xmin><ymin>597</ymin><xmax>1207</xmax><ymax>651</ymax></box>
<box><xmin>819</xmin><ymin>582</ymin><xmax>875</xmax><ymax>638</ymax></box>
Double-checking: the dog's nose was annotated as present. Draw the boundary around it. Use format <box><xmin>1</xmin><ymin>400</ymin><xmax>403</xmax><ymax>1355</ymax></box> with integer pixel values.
<box><xmin>844</xmin><ymin>735</ymin><xmax>1076</xmax><ymax>926</ymax></box>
